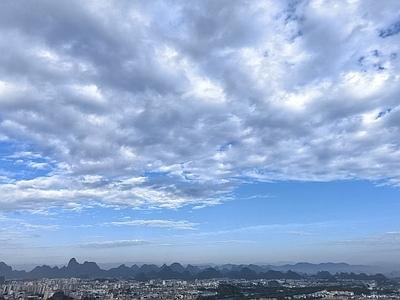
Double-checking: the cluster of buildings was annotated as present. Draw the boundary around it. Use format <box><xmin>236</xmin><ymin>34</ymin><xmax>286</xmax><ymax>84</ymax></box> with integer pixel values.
<box><xmin>0</xmin><ymin>277</ymin><xmax>399</xmax><ymax>300</ymax></box>
<box><xmin>0</xmin><ymin>278</ymin><xmax>220</xmax><ymax>300</ymax></box>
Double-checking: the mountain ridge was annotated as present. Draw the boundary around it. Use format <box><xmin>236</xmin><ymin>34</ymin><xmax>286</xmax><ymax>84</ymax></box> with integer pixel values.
<box><xmin>0</xmin><ymin>259</ymin><xmax>394</xmax><ymax>281</ymax></box>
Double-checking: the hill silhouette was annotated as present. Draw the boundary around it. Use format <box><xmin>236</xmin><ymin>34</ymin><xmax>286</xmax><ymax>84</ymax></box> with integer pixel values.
<box><xmin>0</xmin><ymin>259</ymin><xmax>389</xmax><ymax>282</ymax></box>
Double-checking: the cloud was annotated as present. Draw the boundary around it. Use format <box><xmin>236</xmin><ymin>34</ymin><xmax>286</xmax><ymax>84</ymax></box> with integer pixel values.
<box><xmin>190</xmin><ymin>221</ymin><xmax>339</xmax><ymax>238</ymax></box>
<box><xmin>22</xmin><ymin>223</ymin><xmax>59</xmax><ymax>231</ymax></box>
<box><xmin>0</xmin><ymin>0</ymin><xmax>400</xmax><ymax>211</ymax></box>
<box><xmin>315</xmin><ymin>232</ymin><xmax>400</xmax><ymax>260</ymax></box>
<box><xmin>77</xmin><ymin>239</ymin><xmax>151</xmax><ymax>249</ymax></box>
<box><xmin>287</xmin><ymin>231</ymin><xmax>317</xmax><ymax>236</ymax></box>
<box><xmin>161</xmin><ymin>240</ymin><xmax>254</xmax><ymax>246</ymax></box>
<box><xmin>331</xmin><ymin>231</ymin><xmax>400</xmax><ymax>248</ymax></box>
<box><xmin>107</xmin><ymin>219</ymin><xmax>198</xmax><ymax>230</ymax></box>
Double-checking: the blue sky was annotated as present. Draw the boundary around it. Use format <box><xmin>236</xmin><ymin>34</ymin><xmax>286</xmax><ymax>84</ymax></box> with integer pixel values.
<box><xmin>1</xmin><ymin>0</ymin><xmax>400</xmax><ymax>267</ymax></box>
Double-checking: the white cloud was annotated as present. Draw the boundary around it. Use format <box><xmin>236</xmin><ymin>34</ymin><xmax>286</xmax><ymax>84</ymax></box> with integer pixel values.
<box><xmin>22</xmin><ymin>223</ymin><xmax>59</xmax><ymax>231</ymax></box>
<box><xmin>317</xmin><ymin>232</ymin><xmax>400</xmax><ymax>261</ymax></box>
<box><xmin>77</xmin><ymin>239</ymin><xmax>151</xmax><ymax>249</ymax></box>
<box><xmin>108</xmin><ymin>219</ymin><xmax>198</xmax><ymax>230</ymax></box>
<box><xmin>161</xmin><ymin>240</ymin><xmax>254</xmax><ymax>246</ymax></box>
<box><xmin>0</xmin><ymin>0</ymin><xmax>400</xmax><ymax>211</ymax></box>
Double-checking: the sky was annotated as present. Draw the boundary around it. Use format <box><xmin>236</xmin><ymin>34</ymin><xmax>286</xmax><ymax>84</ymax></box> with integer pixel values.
<box><xmin>1</xmin><ymin>0</ymin><xmax>400</xmax><ymax>268</ymax></box>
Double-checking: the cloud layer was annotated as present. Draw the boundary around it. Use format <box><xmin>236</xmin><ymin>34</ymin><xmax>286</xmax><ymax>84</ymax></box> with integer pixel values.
<box><xmin>1</xmin><ymin>0</ymin><xmax>400</xmax><ymax>211</ymax></box>
<box><xmin>107</xmin><ymin>219</ymin><xmax>198</xmax><ymax>230</ymax></box>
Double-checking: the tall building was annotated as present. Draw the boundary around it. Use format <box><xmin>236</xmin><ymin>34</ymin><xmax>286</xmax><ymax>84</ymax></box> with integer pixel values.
<box><xmin>0</xmin><ymin>276</ymin><xmax>5</xmax><ymax>285</ymax></box>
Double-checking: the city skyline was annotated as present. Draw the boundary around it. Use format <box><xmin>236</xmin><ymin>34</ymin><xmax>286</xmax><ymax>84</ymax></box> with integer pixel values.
<box><xmin>1</xmin><ymin>0</ymin><xmax>400</xmax><ymax>266</ymax></box>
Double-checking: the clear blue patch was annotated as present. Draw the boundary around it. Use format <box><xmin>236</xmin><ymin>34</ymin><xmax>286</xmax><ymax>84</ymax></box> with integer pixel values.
<box><xmin>0</xmin><ymin>141</ymin><xmax>55</xmax><ymax>181</ymax></box>
<box><xmin>379</xmin><ymin>20</ymin><xmax>400</xmax><ymax>38</ymax></box>
<box><xmin>218</xmin><ymin>142</ymin><xmax>235</xmax><ymax>152</ymax></box>
<box><xmin>376</xmin><ymin>109</ymin><xmax>392</xmax><ymax>119</ymax></box>
<box><xmin>142</xmin><ymin>171</ymin><xmax>171</xmax><ymax>178</ymax></box>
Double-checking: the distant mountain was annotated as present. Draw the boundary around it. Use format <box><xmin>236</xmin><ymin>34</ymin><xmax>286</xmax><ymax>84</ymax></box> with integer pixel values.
<box><xmin>185</xmin><ymin>264</ymin><xmax>200</xmax><ymax>276</ymax></box>
<box><xmin>248</xmin><ymin>264</ymin><xmax>270</xmax><ymax>274</ymax></box>
<box><xmin>29</xmin><ymin>265</ymin><xmax>61</xmax><ymax>279</ymax></box>
<box><xmin>0</xmin><ymin>259</ymin><xmax>391</xmax><ymax>281</ymax></box>
<box><xmin>169</xmin><ymin>262</ymin><xmax>185</xmax><ymax>273</ymax></box>
<box><xmin>0</xmin><ymin>262</ymin><xmax>13</xmax><ymax>277</ymax></box>
<box><xmin>106</xmin><ymin>264</ymin><xmax>132</xmax><ymax>278</ymax></box>
<box><xmin>0</xmin><ymin>262</ymin><xmax>26</xmax><ymax>279</ymax></box>
<box><xmin>130</xmin><ymin>264</ymin><xmax>140</xmax><ymax>273</ymax></box>
<box><xmin>313</xmin><ymin>271</ymin><xmax>337</xmax><ymax>281</ymax></box>
<box><xmin>258</xmin><ymin>270</ymin><xmax>304</xmax><ymax>280</ymax></box>
<box><xmin>226</xmin><ymin>267</ymin><xmax>258</xmax><ymax>280</ymax></box>
<box><xmin>335</xmin><ymin>272</ymin><xmax>389</xmax><ymax>284</ymax></box>
<box><xmin>196</xmin><ymin>267</ymin><xmax>222</xmax><ymax>279</ymax></box>
<box><xmin>68</xmin><ymin>258</ymin><xmax>79</xmax><ymax>268</ymax></box>
<box><xmin>138</xmin><ymin>264</ymin><xmax>159</xmax><ymax>274</ymax></box>
<box><xmin>268</xmin><ymin>262</ymin><xmax>388</xmax><ymax>275</ymax></box>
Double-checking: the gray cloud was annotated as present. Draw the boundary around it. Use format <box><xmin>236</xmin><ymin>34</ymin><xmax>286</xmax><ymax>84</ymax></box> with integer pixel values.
<box><xmin>1</xmin><ymin>0</ymin><xmax>400</xmax><ymax>211</ymax></box>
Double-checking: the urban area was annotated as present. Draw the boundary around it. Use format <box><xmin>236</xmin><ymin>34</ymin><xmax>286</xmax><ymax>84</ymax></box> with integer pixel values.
<box><xmin>1</xmin><ymin>272</ymin><xmax>400</xmax><ymax>300</ymax></box>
